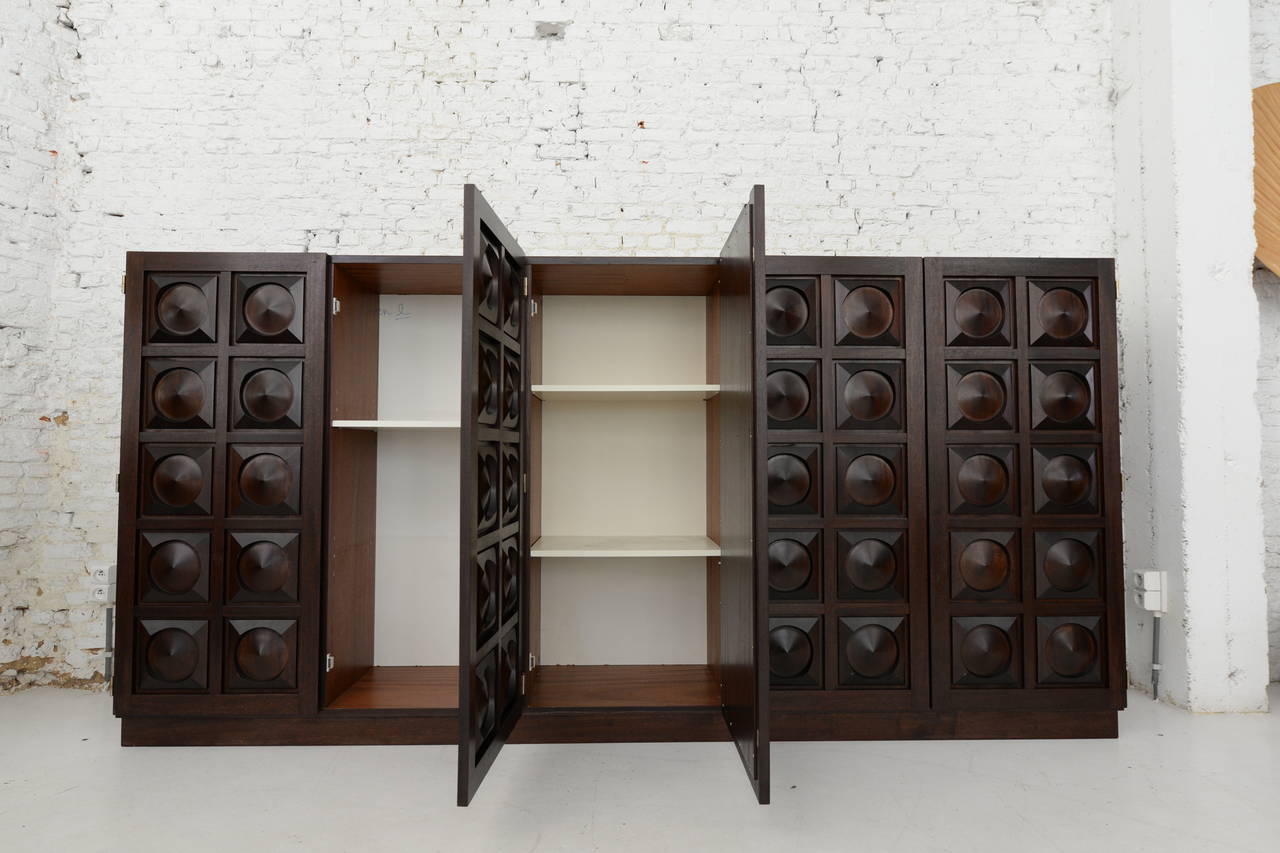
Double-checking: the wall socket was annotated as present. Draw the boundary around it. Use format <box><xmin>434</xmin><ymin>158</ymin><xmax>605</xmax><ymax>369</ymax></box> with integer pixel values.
<box><xmin>90</xmin><ymin>564</ymin><xmax>116</xmax><ymax>603</ymax></box>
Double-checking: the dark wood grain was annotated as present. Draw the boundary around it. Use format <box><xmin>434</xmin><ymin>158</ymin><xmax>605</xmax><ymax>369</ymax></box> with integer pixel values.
<box><xmin>330</xmin><ymin>257</ymin><xmax>462</xmax><ymax>295</ymax></box>
<box><xmin>526</xmin><ymin>665</ymin><xmax>718</xmax><ymax>709</ymax></box>
<box><xmin>122</xmin><ymin>714</ymin><xmax>456</xmax><ymax>746</ymax></box>
<box><xmin>327</xmin><ymin>665</ymin><xmax>459</xmax><ymax>710</ymax></box>
<box><xmin>528</xmin><ymin>257</ymin><xmax>719</xmax><ymax>295</ymax></box>
<box><xmin>721</xmin><ymin>185</ymin><xmax>769</xmax><ymax>804</ymax></box>
<box><xmin>772</xmin><ymin>708</ymin><xmax>1117</xmax><ymax>740</ymax></box>
<box><xmin>323</xmin><ymin>428</ymin><xmax>377</xmax><ymax>706</ymax></box>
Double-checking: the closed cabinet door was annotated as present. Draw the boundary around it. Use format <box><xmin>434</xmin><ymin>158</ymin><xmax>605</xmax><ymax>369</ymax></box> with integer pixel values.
<box><xmin>115</xmin><ymin>252</ymin><xmax>327</xmax><ymax>717</ymax></box>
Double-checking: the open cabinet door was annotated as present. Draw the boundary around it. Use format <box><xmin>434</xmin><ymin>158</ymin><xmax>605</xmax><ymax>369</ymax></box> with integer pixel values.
<box><xmin>719</xmin><ymin>185</ymin><xmax>770</xmax><ymax>803</ymax></box>
<box><xmin>458</xmin><ymin>185</ymin><xmax>529</xmax><ymax>805</ymax></box>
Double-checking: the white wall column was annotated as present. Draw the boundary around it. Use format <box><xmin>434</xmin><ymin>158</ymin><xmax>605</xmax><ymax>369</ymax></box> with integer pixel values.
<box><xmin>1114</xmin><ymin>0</ymin><xmax>1270</xmax><ymax>710</ymax></box>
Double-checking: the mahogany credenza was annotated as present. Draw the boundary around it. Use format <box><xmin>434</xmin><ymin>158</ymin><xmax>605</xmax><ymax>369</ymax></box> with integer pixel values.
<box><xmin>113</xmin><ymin>185</ymin><xmax>1125</xmax><ymax>805</ymax></box>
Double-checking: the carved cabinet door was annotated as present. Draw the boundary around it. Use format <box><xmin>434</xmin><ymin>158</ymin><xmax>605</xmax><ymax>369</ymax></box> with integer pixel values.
<box><xmin>457</xmin><ymin>186</ymin><xmax>529</xmax><ymax>806</ymax></box>
<box><xmin>115</xmin><ymin>252</ymin><xmax>327</xmax><ymax>717</ymax></box>
<box><xmin>924</xmin><ymin>258</ymin><xmax>1124</xmax><ymax>712</ymax></box>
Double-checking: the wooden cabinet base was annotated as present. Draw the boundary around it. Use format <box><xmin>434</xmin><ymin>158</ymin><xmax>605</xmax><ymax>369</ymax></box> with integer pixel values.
<box><xmin>121</xmin><ymin>707</ymin><xmax>1115</xmax><ymax>746</ymax></box>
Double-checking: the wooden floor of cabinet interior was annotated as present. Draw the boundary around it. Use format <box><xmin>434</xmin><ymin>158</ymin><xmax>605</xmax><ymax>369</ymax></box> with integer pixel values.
<box><xmin>326</xmin><ymin>664</ymin><xmax>719</xmax><ymax>712</ymax></box>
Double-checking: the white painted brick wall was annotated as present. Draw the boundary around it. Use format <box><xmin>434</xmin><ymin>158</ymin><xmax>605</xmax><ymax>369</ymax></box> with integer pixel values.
<box><xmin>1255</xmin><ymin>0</ymin><xmax>1280</xmax><ymax>87</ymax></box>
<box><xmin>1</xmin><ymin>0</ymin><xmax>1116</xmax><ymax>688</ymax></box>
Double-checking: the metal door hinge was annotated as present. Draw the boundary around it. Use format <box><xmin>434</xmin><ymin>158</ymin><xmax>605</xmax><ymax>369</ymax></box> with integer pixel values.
<box><xmin>529</xmin><ymin>297</ymin><xmax>538</xmax><ymax>317</ymax></box>
<box><xmin>325</xmin><ymin>653</ymin><xmax>335</xmax><ymax>672</ymax></box>
<box><xmin>520</xmin><ymin>675</ymin><xmax>526</xmax><ymax>695</ymax></box>
<box><xmin>528</xmin><ymin>653</ymin><xmax>536</xmax><ymax>670</ymax></box>
<box><xmin>331</xmin><ymin>297</ymin><xmax>341</xmax><ymax>315</ymax></box>
<box><xmin>522</xmin><ymin>472</ymin><xmax>528</xmax><ymax>494</ymax></box>
<box><xmin>523</xmin><ymin>275</ymin><xmax>530</xmax><ymax>297</ymax></box>
<box><xmin>115</xmin><ymin>473</ymin><xmax>119</xmax><ymax>492</ymax></box>
<box><xmin>120</xmin><ymin>273</ymin><xmax>126</xmax><ymax>293</ymax></box>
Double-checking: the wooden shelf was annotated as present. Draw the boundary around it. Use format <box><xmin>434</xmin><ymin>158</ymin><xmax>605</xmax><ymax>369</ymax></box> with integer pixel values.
<box><xmin>526</xmin><ymin>665</ymin><xmax>719</xmax><ymax>710</ymax></box>
<box><xmin>530</xmin><ymin>535</ymin><xmax>720</xmax><ymax>558</ymax></box>
<box><xmin>332</xmin><ymin>419</ymin><xmax>461</xmax><ymax>430</ymax></box>
<box><xmin>532</xmin><ymin>384</ymin><xmax>719</xmax><ymax>401</ymax></box>
<box><xmin>327</xmin><ymin>666</ymin><xmax>458</xmax><ymax>711</ymax></box>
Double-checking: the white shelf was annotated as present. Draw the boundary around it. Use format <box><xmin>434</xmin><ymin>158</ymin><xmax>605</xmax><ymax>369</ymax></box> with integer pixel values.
<box><xmin>532</xmin><ymin>384</ymin><xmax>719</xmax><ymax>401</ymax></box>
<box><xmin>332</xmin><ymin>419</ymin><xmax>461</xmax><ymax>430</ymax></box>
<box><xmin>531</xmin><ymin>535</ymin><xmax>721</xmax><ymax>558</ymax></box>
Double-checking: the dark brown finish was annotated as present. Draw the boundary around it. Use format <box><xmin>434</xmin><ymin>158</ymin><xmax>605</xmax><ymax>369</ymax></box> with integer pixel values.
<box><xmin>458</xmin><ymin>185</ymin><xmax>528</xmax><ymax>807</ymax></box>
<box><xmin>723</xmin><ymin>185</ymin><xmax>770</xmax><ymax>804</ymax></box>
<box><xmin>122</xmin><ymin>714</ymin><xmax>457</xmax><ymax>746</ymax></box>
<box><xmin>330</xmin><ymin>257</ymin><xmax>463</xmax><ymax>295</ymax></box>
<box><xmin>924</xmin><ymin>258</ymin><xmax>1124</xmax><ymax>712</ymax></box>
<box><xmin>527</xmin><ymin>256</ymin><xmax>719</xmax><ymax>295</ymax></box>
<box><xmin>328</xmin><ymin>666</ymin><xmax>459</xmax><ymax>710</ymax></box>
<box><xmin>511</xmin><ymin>709</ymin><xmax>730</xmax><ymax>744</ymax></box>
<box><xmin>771</xmin><ymin>708</ymin><xmax>1117</xmax><ymax>741</ymax></box>
<box><xmin>526</xmin><ymin>665</ymin><xmax>719</xmax><ymax>709</ymax></box>
<box><xmin>761</xmin><ymin>256</ymin><xmax>930</xmax><ymax>716</ymax></box>
<box><xmin>116</xmin><ymin>252</ymin><xmax>325</xmax><ymax>719</ymax></box>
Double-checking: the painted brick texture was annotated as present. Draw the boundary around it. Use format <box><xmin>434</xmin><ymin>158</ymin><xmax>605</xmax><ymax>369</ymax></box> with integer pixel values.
<box><xmin>1</xmin><ymin>0</ymin><xmax>1115</xmax><ymax>687</ymax></box>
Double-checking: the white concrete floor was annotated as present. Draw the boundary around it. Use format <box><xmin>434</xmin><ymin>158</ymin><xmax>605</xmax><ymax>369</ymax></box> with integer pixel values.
<box><xmin>1</xmin><ymin>688</ymin><xmax>1277</xmax><ymax>852</ymax></box>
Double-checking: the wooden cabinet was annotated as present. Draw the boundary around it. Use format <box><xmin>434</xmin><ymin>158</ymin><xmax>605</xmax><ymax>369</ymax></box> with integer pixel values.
<box><xmin>113</xmin><ymin>186</ymin><xmax>1123</xmax><ymax>804</ymax></box>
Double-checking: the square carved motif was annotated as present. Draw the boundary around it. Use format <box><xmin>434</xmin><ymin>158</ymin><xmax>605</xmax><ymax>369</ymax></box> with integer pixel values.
<box><xmin>230</xmin><ymin>359</ymin><xmax>303</xmax><ymax>430</ymax></box>
<box><xmin>944</xmin><ymin>278</ymin><xmax>1013</xmax><ymax>347</ymax></box>
<box><xmin>227</xmin><ymin>444</ymin><xmax>302</xmax><ymax>516</ymax></box>
<box><xmin>949</xmin><ymin>530</ymin><xmax>1020</xmax><ymax>602</ymax></box>
<box><xmin>767</xmin><ymin>444</ymin><xmax>821</xmax><ymax>516</ymax></box>
<box><xmin>136</xmin><ymin>619</ymin><xmax>208</xmax><ymax>692</ymax></box>
<box><xmin>138</xmin><ymin>531</ymin><xmax>210</xmax><ymax>604</ymax></box>
<box><xmin>1030</xmin><ymin>361</ymin><xmax>1098</xmax><ymax>431</ymax></box>
<box><xmin>835</xmin><ymin>529</ymin><xmax>905</xmax><ymax>602</ymax></box>
<box><xmin>224</xmin><ymin>618</ymin><xmax>298</xmax><ymax>692</ymax></box>
<box><xmin>767</xmin><ymin>530</ymin><xmax>821</xmax><ymax>601</ymax></box>
<box><xmin>833</xmin><ymin>361</ymin><xmax>904</xmax><ymax>431</ymax></box>
<box><xmin>837</xmin><ymin>616</ymin><xmax>908</xmax><ymax>688</ymax></box>
<box><xmin>833</xmin><ymin>277</ymin><xmax>903</xmax><ymax>347</ymax></box>
<box><xmin>764</xmin><ymin>277</ymin><xmax>819</xmax><ymax>347</ymax></box>
<box><xmin>768</xmin><ymin>616</ymin><xmax>822</xmax><ymax>689</ymax></box>
<box><xmin>141</xmin><ymin>444</ymin><xmax>214</xmax><ymax>517</ymax></box>
<box><xmin>951</xmin><ymin>615</ymin><xmax>1021</xmax><ymax>688</ymax></box>
<box><xmin>946</xmin><ymin>362</ymin><xmax>1016</xmax><ymax>431</ymax></box>
<box><xmin>1028</xmin><ymin>279</ymin><xmax>1096</xmax><ymax>347</ymax></box>
<box><xmin>766</xmin><ymin>360</ymin><xmax>820</xmax><ymax>431</ymax></box>
<box><xmin>1036</xmin><ymin>615</ymin><xmax>1104</xmax><ymax>686</ymax></box>
<box><xmin>835</xmin><ymin>444</ymin><xmax>905</xmax><ymax>516</ymax></box>
<box><xmin>1032</xmin><ymin>445</ymin><xmax>1100</xmax><ymax>515</ymax></box>
<box><xmin>234</xmin><ymin>273</ymin><xmax>304</xmax><ymax>344</ymax></box>
<box><xmin>143</xmin><ymin>359</ymin><xmax>216</xmax><ymax>430</ymax></box>
<box><xmin>146</xmin><ymin>273</ymin><xmax>218</xmax><ymax>344</ymax></box>
<box><xmin>947</xmin><ymin>445</ymin><xmax>1017</xmax><ymax>516</ymax></box>
<box><xmin>226</xmin><ymin>531</ymin><xmax>299</xmax><ymax>604</ymax></box>
<box><xmin>1034</xmin><ymin>529</ymin><xmax>1103</xmax><ymax>600</ymax></box>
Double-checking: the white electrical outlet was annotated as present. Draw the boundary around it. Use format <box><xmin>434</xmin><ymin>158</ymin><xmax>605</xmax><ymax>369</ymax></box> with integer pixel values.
<box><xmin>91</xmin><ymin>583</ymin><xmax>116</xmax><ymax>603</ymax></box>
<box><xmin>1133</xmin><ymin>570</ymin><xmax>1168</xmax><ymax>613</ymax></box>
<box><xmin>90</xmin><ymin>564</ymin><xmax>116</xmax><ymax>584</ymax></box>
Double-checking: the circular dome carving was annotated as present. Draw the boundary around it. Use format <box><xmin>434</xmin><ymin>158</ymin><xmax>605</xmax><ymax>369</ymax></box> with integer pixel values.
<box><xmin>767</xmin><ymin>538</ymin><xmax>812</xmax><ymax>593</ymax></box>
<box><xmin>841</xmin><ymin>286</ymin><xmax>894</xmax><ymax>340</ymax></box>
<box><xmin>958</xmin><ymin>539</ymin><xmax>1010</xmax><ymax>592</ymax></box>
<box><xmin>503</xmin><ymin>637</ymin><xmax>519</xmax><ymax>696</ymax></box>
<box><xmin>954</xmin><ymin>288</ymin><xmax>1004</xmax><ymax>339</ymax></box>
<box><xmin>243</xmin><ymin>283</ymin><xmax>296</xmax><ymax>337</ymax></box>
<box><xmin>238</xmin><ymin>541</ymin><xmax>291</xmax><ymax>594</ymax></box>
<box><xmin>765</xmin><ymin>286</ymin><xmax>809</xmax><ymax>339</ymax></box>
<box><xmin>149</xmin><ymin>540</ymin><xmax>201</xmax><ymax>595</ymax></box>
<box><xmin>955</xmin><ymin>371</ymin><xmax>1005</xmax><ymax>423</ymax></box>
<box><xmin>502</xmin><ymin>359</ymin><xmax>520</xmax><ymax>422</ymax></box>
<box><xmin>956</xmin><ymin>454</ymin><xmax>1008</xmax><ymax>507</ymax></box>
<box><xmin>478</xmin><ymin>553</ymin><xmax>497</xmax><ymax>631</ymax></box>
<box><xmin>959</xmin><ymin>624</ymin><xmax>1013</xmax><ymax>678</ymax></box>
<box><xmin>1043</xmin><ymin>538</ymin><xmax>1093</xmax><ymax>592</ymax></box>
<box><xmin>502</xmin><ymin>453</ymin><xmax>519</xmax><ymax>517</ymax></box>
<box><xmin>502</xmin><ymin>541</ymin><xmax>519</xmax><ymax>605</ymax></box>
<box><xmin>481</xmin><ymin>245</ymin><xmax>501</xmax><ymax>316</ymax></box>
<box><xmin>235</xmin><ymin>627</ymin><xmax>289</xmax><ymax>682</ymax></box>
<box><xmin>1044</xmin><ymin>623</ymin><xmax>1098</xmax><ymax>678</ymax></box>
<box><xmin>843</xmin><ymin>370</ymin><xmax>894</xmax><ymax>422</ymax></box>
<box><xmin>504</xmin><ymin>266</ymin><xmax>522</xmax><ymax>329</ymax></box>
<box><xmin>766</xmin><ymin>370</ymin><xmax>811</xmax><ymax>422</ymax></box>
<box><xmin>1039</xmin><ymin>371</ymin><xmax>1091</xmax><ymax>423</ymax></box>
<box><xmin>152</xmin><ymin>454</ymin><xmax>204</xmax><ymax>508</ymax></box>
<box><xmin>767</xmin><ymin>453</ymin><xmax>811</xmax><ymax>507</ymax></box>
<box><xmin>239</xmin><ymin>454</ymin><xmax>292</xmax><ymax>508</ymax></box>
<box><xmin>769</xmin><ymin>626</ymin><xmax>813</xmax><ymax>679</ymax></box>
<box><xmin>146</xmin><ymin>627</ymin><xmax>199</xmax><ymax>683</ymax></box>
<box><xmin>241</xmin><ymin>369</ymin><xmax>294</xmax><ymax>423</ymax></box>
<box><xmin>153</xmin><ymin>368</ymin><xmax>206</xmax><ymax>422</ymax></box>
<box><xmin>156</xmin><ymin>283</ymin><xmax>208</xmax><ymax>336</ymax></box>
<box><xmin>1038</xmin><ymin>288</ymin><xmax>1088</xmax><ymax>340</ymax></box>
<box><xmin>475</xmin><ymin>669</ymin><xmax>494</xmax><ymax>733</ymax></box>
<box><xmin>844</xmin><ymin>454</ymin><xmax>895</xmax><ymax>507</ymax></box>
<box><xmin>845</xmin><ymin>624</ymin><xmax>899</xmax><ymax>679</ymax></box>
<box><xmin>479</xmin><ymin>347</ymin><xmax>499</xmax><ymax>419</ymax></box>
<box><xmin>843</xmin><ymin>538</ymin><xmax>896</xmax><ymax>592</ymax></box>
<box><xmin>478</xmin><ymin>454</ymin><xmax>498</xmax><ymax>528</ymax></box>
<box><xmin>1042</xmin><ymin>455</ymin><xmax>1092</xmax><ymax>505</ymax></box>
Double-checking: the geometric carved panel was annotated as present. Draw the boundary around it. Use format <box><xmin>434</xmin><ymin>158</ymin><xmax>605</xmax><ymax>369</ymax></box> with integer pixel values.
<box><xmin>501</xmin><ymin>349</ymin><xmax>521</xmax><ymax>430</ymax></box>
<box><xmin>946</xmin><ymin>362</ymin><xmax>1016</xmax><ymax>431</ymax></box>
<box><xmin>226</xmin><ymin>531</ymin><xmax>299</xmax><ymax>604</ymax></box>
<box><xmin>477</xmin><ymin>334</ymin><xmax>500</xmax><ymax>426</ymax></box>
<box><xmin>835</xmin><ymin>444</ymin><xmax>905</xmax><ymax>516</ymax></box>
<box><xmin>501</xmin><ymin>256</ymin><xmax>522</xmax><ymax>340</ymax></box>
<box><xmin>136</xmin><ymin>619</ymin><xmax>208</xmax><ymax>692</ymax></box>
<box><xmin>834</xmin><ymin>360</ymin><xmax>904</xmax><ymax>432</ymax></box>
<box><xmin>949</xmin><ymin>530</ymin><xmax>1020</xmax><ymax>602</ymax></box>
<box><xmin>498</xmin><ymin>627</ymin><xmax>520</xmax><ymax>714</ymax></box>
<box><xmin>224</xmin><ymin>619</ymin><xmax>297</xmax><ymax>691</ymax></box>
<box><xmin>1028</xmin><ymin>279</ymin><xmax>1095</xmax><ymax>348</ymax></box>
<box><xmin>477</xmin><ymin>442</ymin><xmax>500</xmax><ymax>534</ymax></box>
<box><xmin>478</xmin><ymin>237</ymin><xmax>502</xmax><ymax>327</ymax></box>
<box><xmin>146</xmin><ymin>273</ymin><xmax>217</xmax><ymax>344</ymax></box>
<box><xmin>944</xmin><ymin>278</ymin><xmax>1012</xmax><ymax>347</ymax></box>
<box><xmin>139</xmin><ymin>530</ymin><xmax>210</xmax><ymax>603</ymax></box>
<box><xmin>1032</xmin><ymin>446</ymin><xmax>1100</xmax><ymax>515</ymax></box>
<box><xmin>764</xmin><ymin>277</ymin><xmax>818</xmax><ymax>347</ymax></box>
<box><xmin>230</xmin><ymin>360</ymin><xmax>303</xmax><ymax>430</ymax></box>
<box><xmin>475</xmin><ymin>546</ymin><xmax>499</xmax><ymax>649</ymax></box>
<box><xmin>143</xmin><ymin>359</ymin><xmax>216</xmax><ymax>430</ymax></box>
<box><xmin>1035</xmin><ymin>530</ymin><xmax>1103</xmax><ymax>600</ymax></box>
<box><xmin>471</xmin><ymin>648</ymin><xmax>499</xmax><ymax>744</ymax></box>
<box><xmin>234</xmin><ymin>274</ymin><xmax>304</xmax><ymax>344</ymax></box>
<box><xmin>837</xmin><ymin>616</ymin><xmax>907</xmax><ymax>687</ymax></box>
<box><xmin>1036</xmin><ymin>615</ymin><xmax>1104</xmax><ymax>685</ymax></box>
<box><xmin>766</xmin><ymin>360</ymin><xmax>820</xmax><ymax>431</ymax></box>
<box><xmin>767</xmin><ymin>530</ymin><xmax>821</xmax><ymax>602</ymax></box>
<box><xmin>227</xmin><ymin>445</ymin><xmax>302</xmax><ymax>516</ymax></box>
<box><xmin>833</xmin><ymin>277</ymin><xmax>903</xmax><ymax>347</ymax></box>
<box><xmin>768</xmin><ymin>616</ymin><xmax>822</xmax><ymax>689</ymax></box>
<box><xmin>947</xmin><ymin>445</ymin><xmax>1017</xmax><ymax>515</ymax></box>
<box><xmin>141</xmin><ymin>445</ymin><xmax>213</xmax><ymax>517</ymax></box>
<box><xmin>767</xmin><ymin>444</ymin><xmax>821</xmax><ymax>516</ymax></box>
<box><xmin>951</xmin><ymin>616</ymin><xmax>1021</xmax><ymax>687</ymax></box>
<box><xmin>1030</xmin><ymin>362</ymin><xmax>1097</xmax><ymax>431</ymax></box>
<box><xmin>835</xmin><ymin>529</ymin><xmax>905</xmax><ymax>602</ymax></box>
<box><xmin>500</xmin><ymin>536</ymin><xmax>520</xmax><ymax>620</ymax></box>
<box><xmin>500</xmin><ymin>444</ymin><xmax>520</xmax><ymax>526</ymax></box>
